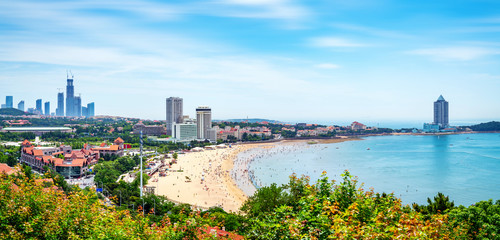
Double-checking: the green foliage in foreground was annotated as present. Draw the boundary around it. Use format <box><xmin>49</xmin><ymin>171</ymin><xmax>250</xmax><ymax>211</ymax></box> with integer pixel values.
<box><xmin>1</xmin><ymin>166</ymin><xmax>500</xmax><ymax>239</ymax></box>
<box><xmin>241</xmin><ymin>171</ymin><xmax>500</xmax><ymax>239</ymax></box>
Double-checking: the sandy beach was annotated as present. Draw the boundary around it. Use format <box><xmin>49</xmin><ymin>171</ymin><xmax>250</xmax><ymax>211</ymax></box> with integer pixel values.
<box><xmin>147</xmin><ymin>138</ymin><xmax>356</xmax><ymax>213</ymax></box>
<box><xmin>147</xmin><ymin>144</ymin><xmax>263</xmax><ymax>213</ymax></box>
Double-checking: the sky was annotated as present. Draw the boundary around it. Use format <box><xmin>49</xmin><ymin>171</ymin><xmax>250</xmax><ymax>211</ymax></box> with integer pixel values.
<box><xmin>1</xmin><ymin>0</ymin><xmax>500</xmax><ymax>126</ymax></box>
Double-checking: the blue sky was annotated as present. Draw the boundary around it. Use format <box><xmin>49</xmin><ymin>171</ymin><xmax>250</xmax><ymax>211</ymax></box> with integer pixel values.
<box><xmin>1</xmin><ymin>0</ymin><xmax>499</xmax><ymax>126</ymax></box>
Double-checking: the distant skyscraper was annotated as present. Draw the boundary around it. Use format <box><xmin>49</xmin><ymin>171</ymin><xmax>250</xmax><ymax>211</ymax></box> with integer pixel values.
<box><xmin>196</xmin><ymin>106</ymin><xmax>212</xmax><ymax>140</ymax></box>
<box><xmin>36</xmin><ymin>99</ymin><xmax>42</xmax><ymax>114</ymax></box>
<box><xmin>87</xmin><ymin>102</ymin><xmax>95</xmax><ymax>117</ymax></box>
<box><xmin>66</xmin><ymin>77</ymin><xmax>74</xmax><ymax>116</ymax></box>
<box><xmin>56</xmin><ymin>92</ymin><xmax>64</xmax><ymax>116</ymax></box>
<box><xmin>82</xmin><ymin>106</ymin><xmax>88</xmax><ymax>117</ymax></box>
<box><xmin>166</xmin><ymin>97</ymin><xmax>183</xmax><ymax>136</ymax></box>
<box><xmin>5</xmin><ymin>96</ymin><xmax>13</xmax><ymax>108</ymax></box>
<box><xmin>17</xmin><ymin>101</ymin><xmax>24</xmax><ymax>112</ymax></box>
<box><xmin>74</xmin><ymin>96</ymin><xmax>82</xmax><ymax>117</ymax></box>
<box><xmin>433</xmin><ymin>95</ymin><xmax>449</xmax><ymax>128</ymax></box>
<box><xmin>44</xmin><ymin>102</ymin><xmax>50</xmax><ymax>116</ymax></box>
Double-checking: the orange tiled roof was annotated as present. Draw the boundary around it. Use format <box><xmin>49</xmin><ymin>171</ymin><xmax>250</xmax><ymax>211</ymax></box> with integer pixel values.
<box><xmin>0</xmin><ymin>163</ymin><xmax>15</xmax><ymax>175</ymax></box>
<box><xmin>33</xmin><ymin>149</ymin><xmax>44</xmax><ymax>156</ymax></box>
<box><xmin>22</xmin><ymin>139</ymin><xmax>31</xmax><ymax>145</ymax></box>
<box><xmin>100</xmin><ymin>142</ymin><xmax>106</xmax><ymax>147</ymax></box>
<box><xmin>52</xmin><ymin>151</ymin><xmax>64</xmax><ymax>156</ymax></box>
<box><xmin>114</xmin><ymin>137</ymin><xmax>124</xmax><ymax>144</ymax></box>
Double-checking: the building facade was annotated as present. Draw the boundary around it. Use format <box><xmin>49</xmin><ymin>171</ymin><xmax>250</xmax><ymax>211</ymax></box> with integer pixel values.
<box><xmin>20</xmin><ymin>140</ymin><xmax>99</xmax><ymax>178</ymax></box>
<box><xmin>56</xmin><ymin>92</ymin><xmax>64</xmax><ymax>116</ymax></box>
<box><xmin>44</xmin><ymin>101</ymin><xmax>50</xmax><ymax>116</ymax></box>
<box><xmin>87</xmin><ymin>102</ymin><xmax>95</xmax><ymax>117</ymax></box>
<box><xmin>173</xmin><ymin>123</ymin><xmax>197</xmax><ymax>141</ymax></box>
<box><xmin>36</xmin><ymin>99</ymin><xmax>42</xmax><ymax>114</ymax></box>
<box><xmin>166</xmin><ymin>97</ymin><xmax>183</xmax><ymax>136</ymax></box>
<box><xmin>196</xmin><ymin>106</ymin><xmax>212</xmax><ymax>140</ymax></box>
<box><xmin>5</xmin><ymin>96</ymin><xmax>13</xmax><ymax>108</ymax></box>
<box><xmin>66</xmin><ymin>77</ymin><xmax>74</xmax><ymax>116</ymax></box>
<box><xmin>133</xmin><ymin>122</ymin><xmax>166</xmax><ymax>136</ymax></box>
<box><xmin>17</xmin><ymin>101</ymin><xmax>24</xmax><ymax>112</ymax></box>
<box><xmin>433</xmin><ymin>95</ymin><xmax>449</xmax><ymax>128</ymax></box>
<box><xmin>74</xmin><ymin>96</ymin><xmax>82</xmax><ymax>117</ymax></box>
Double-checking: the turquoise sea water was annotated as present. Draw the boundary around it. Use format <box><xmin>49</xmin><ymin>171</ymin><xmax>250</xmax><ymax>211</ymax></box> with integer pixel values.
<box><xmin>246</xmin><ymin>133</ymin><xmax>500</xmax><ymax>206</ymax></box>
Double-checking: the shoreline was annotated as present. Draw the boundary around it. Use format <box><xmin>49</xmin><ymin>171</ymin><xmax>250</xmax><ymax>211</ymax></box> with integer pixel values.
<box><xmin>147</xmin><ymin>137</ymin><xmax>357</xmax><ymax>213</ymax></box>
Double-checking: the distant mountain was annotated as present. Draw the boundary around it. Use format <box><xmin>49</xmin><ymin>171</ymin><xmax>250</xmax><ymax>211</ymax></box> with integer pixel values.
<box><xmin>0</xmin><ymin>108</ymin><xmax>33</xmax><ymax>116</ymax></box>
<box><xmin>214</xmin><ymin>118</ymin><xmax>283</xmax><ymax>124</ymax></box>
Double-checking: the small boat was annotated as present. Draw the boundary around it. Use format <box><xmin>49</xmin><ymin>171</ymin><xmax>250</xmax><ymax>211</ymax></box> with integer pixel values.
<box><xmin>367</xmin><ymin>148</ymin><xmax>370</xmax><ymax>150</ymax></box>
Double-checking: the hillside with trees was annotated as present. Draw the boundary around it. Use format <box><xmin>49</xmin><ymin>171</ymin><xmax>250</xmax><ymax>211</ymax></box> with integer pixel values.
<box><xmin>468</xmin><ymin>121</ymin><xmax>500</xmax><ymax>131</ymax></box>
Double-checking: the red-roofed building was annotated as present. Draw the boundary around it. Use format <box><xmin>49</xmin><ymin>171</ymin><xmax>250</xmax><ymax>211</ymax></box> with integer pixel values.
<box><xmin>0</xmin><ymin>163</ymin><xmax>16</xmax><ymax>175</ymax></box>
<box><xmin>351</xmin><ymin>121</ymin><xmax>367</xmax><ymax>131</ymax></box>
<box><xmin>91</xmin><ymin>138</ymin><xmax>124</xmax><ymax>157</ymax></box>
<box><xmin>20</xmin><ymin>140</ymin><xmax>99</xmax><ymax>179</ymax></box>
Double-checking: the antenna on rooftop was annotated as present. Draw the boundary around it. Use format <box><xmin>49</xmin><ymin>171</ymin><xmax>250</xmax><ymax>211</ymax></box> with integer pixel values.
<box><xmin>70</xmin><ymin>70</ymin><xmax>74</xmax><ymax>79</ymax></box>
<box><xmin>57</xmin><ymin>88</ymin><xmax>63</xmax><ymax>93</ymax></box>
<box><xmin>66</xmin><ymin>70</ymin><xmax>69</xmax><ymax>79</ymax></box>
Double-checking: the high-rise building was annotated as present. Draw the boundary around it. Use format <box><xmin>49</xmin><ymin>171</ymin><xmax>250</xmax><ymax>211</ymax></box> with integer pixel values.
<box><xmin>44</xmin><ymin>102</ymin><xmax>50</xmax><ymax>116</ymax></box>
<box><xmin>82</xmin><ymin>106</ymin><xmax>88</xmax><ymax>117</ymax></box>
<box><xmin>36</xmin><ymin>99</ymin><xmax>42</xmax><ymax>114</ymax></box>
<box><xmin>5</xmin><ymin>96</ymin><xmax>13</xmax><ymax>108</ymax></box>
<box><xmin>433</xmin><ymin>95</ymin><xmax>449</xmax><ymax>128</ymax></box>
<box><xmin>196</xmin><ymin>106</ymin><xmax>212</xmax><ymax>140</ymax></box>
<box><xmin>56</xmin><ymin>92</ymin><xmax>64</xmax><ymax>116</ymax></box>
<box><xmin>66</xmin><ymin>77</ymin><xmax>74</xmax><ymax>116</ymax></box>
<box><xmin>18</xmin><ymin>101</ymin><xmax>24</xmax><ymax>112</ymax></box>
<box><xmin>166</xmin><ymin>97</ymin><xmax>183</xmax><ymax>136</ymax></box>
<box><xmin>87</xmin><ymin>102</ymin><xmax>95</xmax><ymax>117</ymax></box>
<box><xmin>74</xmin><ymin>96</ymin><xmax>82</xmax><ymax>117</ymax></box>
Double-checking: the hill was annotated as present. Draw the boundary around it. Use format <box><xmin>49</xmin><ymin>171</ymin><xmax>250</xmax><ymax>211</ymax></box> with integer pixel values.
<box><xmin>0</xmin><ymin>108</ymin><xmax>32</xmax><ymax>116</ymax></box>
<box><xmin>467</xmin><ymin>121</ymin><xmax>500</xmax><ymax>131</ymax></box>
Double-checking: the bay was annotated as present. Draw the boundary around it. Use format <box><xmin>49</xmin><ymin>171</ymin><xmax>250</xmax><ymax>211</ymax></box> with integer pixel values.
<box><xmin>242</xmin><ymin>133</ymin><xmax>500</xmax><ymax>206</ymax></box>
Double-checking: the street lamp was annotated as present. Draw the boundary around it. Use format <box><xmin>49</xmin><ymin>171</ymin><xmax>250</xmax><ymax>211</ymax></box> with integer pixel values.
<box><xmin>142</xmin><ymin>198</ymin><xmax>145</xmax><ymax>215</ymax></box>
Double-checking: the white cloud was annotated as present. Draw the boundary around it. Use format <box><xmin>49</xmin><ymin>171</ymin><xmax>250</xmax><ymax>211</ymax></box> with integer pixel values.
<box><xmin>330</xmin><ymin>23</ymin><xmax>414</xmax><ymax>39</ymax></box>
<box><xmin>209</xmin><ymin>0</ymin><xmax>310</xmax><ymax>24</ymax></box>
<box><xmin>315</xmin><ymin>63</ymin><xmax>341</xmax><ymax>69</ymax></box>
<box><xmin>407</xmin><ymin>47</ymin><xmax>500</xmax><ymax>61</ymax></box>
<box><xmin>310</xmin><ymin>37</ymin><xmax>366</xmax><ymax>48</ymax></box>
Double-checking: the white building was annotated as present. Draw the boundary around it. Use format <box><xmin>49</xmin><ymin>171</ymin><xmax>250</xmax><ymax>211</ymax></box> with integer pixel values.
<box><xmin>173</xmin><ymin>123</ymin><xmax>197</xmax><ymax>141</ymax></box>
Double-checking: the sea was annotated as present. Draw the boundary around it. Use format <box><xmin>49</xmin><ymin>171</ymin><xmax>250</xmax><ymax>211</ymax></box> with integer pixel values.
<box><xmin>233</xmin><ymin>133</ymin><xmax>500</xmax><ymax>206</ymax></box>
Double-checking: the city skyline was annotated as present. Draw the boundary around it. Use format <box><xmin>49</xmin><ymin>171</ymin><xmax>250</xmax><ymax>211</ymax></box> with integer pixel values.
<box><xmin>1</xmin><ymin>1</ymin><xmax>500</xmax><ymax>124</ymax></box>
